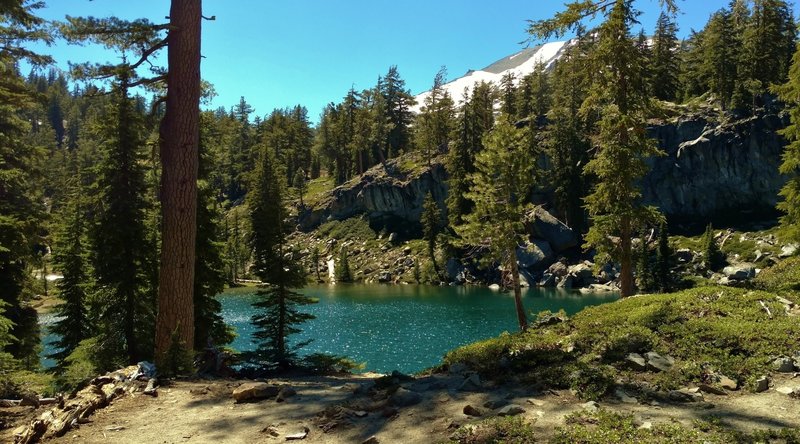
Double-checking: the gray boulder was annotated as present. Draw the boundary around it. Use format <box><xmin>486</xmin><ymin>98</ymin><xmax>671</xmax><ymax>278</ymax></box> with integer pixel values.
<box><xmin>497</xmin><ymin>404</ymin><xmax>526</xmax><ymax>416</ymax></box>
<box><xmin>232</xmin><ymin>382</ymin><xmax>280</xmax><ymax>403</ymax></box>
<box><xmin>722</xmin><ymin>263</ymin><xmax>756</xmax><ymax>280</ymax></box>
<box><xmin>516</xmin><ymin>240</ymin><xmax>554</xmax><ymax>269</ymax></box>
<box><xmin>645</xmin><ymin>352</ymin><xmax>675</xmax><ymax>372</ymax></box>
<box><xmin>527</xmin><ymin>207</ymin><xmax>579</xmax><ymax>253</ymax></box>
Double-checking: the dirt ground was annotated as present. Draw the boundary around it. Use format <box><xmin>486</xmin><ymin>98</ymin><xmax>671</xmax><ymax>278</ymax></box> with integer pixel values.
<box><xmin>3</xmin><ymin>371</ymin><xmax>800</xmax><ymax>444</ymax></box>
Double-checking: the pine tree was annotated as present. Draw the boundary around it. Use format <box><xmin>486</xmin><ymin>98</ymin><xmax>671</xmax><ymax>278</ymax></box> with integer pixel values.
<box><xmin>702</xmin><ymin>223</ymin><xmax>724</xmax><ymax>271</ymax></box>
<box><xmin>654</xmin><ymin>221</ymin><xmax>672</xmax><ymax>292</ymax></box>
<box><xmin>48</xmin><ymin>156</ymin><xmax>92</xmax><ymax>368</ymax></box>
<box><xmin>193</xmin><ymin>112</ymin><xmax>233</xmax><ymax>351</ymax></box>
<box><xmin>446</xmin><ymin>88</ymin><xmax>474</xmax><ymax>228</ymax></box>
<box><xmin>421</xmin><ymin>192</ymin><xmax>442</xmax><ymax>272</ymax></box>
<box><xmin>650</xmin><ymin>12</ymin><xmax>680</xmax><ymax>101</ymax></box>
<box><xmin>335</xmin><ymin>247</ymin><xmax>353</xmax><ymax>283</ymax></box>
<box><xmin>380</xmin><ymin>66</ymin><xmax>416</xmax><ymax>157</ymax></box>
<box><xmin>741</xmin><ymin>0</ymin><xmax>796</xmax><ymax>107</ymax></box>
<box><xmin>703</xmin><ymin>10</ymin><xmax>738</xmax><ymax>109</ymax></box>
<box><xmin>311</xmin><ymin>246</ymin><xmax>322</xmax><ymax>282</ymax></box>
<box><xmin>293</xmin><ymin>167</ymin><xmax>307</xmax><ymax>208</ymax></box>
<box><xmin>774</xmin><ymin>42</ymin><xmax>800</xmax><ymax>241</ymax></box>
<box><xmin>532</xmin><ymin>0</ymin><xmax>666</xmax><ymax>298</ymax></box>
<box><xmin>247</xmin><ymin>142</ymin><xmax>315</xmax><ymax>370</ymax></box>
<box><xmin>636</xmin><ymin>235</ymin><xmax>655</xmax><ymax>293</ymax></box>
<box><xmin>416</xmin><ymin>67</ymin><xmax>455</xmax><ymax>165</ymax></box>
<box><xmin>457</xmin><ymin>117</ymin><xmax>535</xmax><ymax>331</ymax></box>
<box><xmin>499</xmin><ymin>72</ymin><xmax>517</xmax><ymax>117</ymax></box>
<box><xmin>89</xmin><ymin>79</ymin><xmax>157</xmax><ymax>365</ymax></box>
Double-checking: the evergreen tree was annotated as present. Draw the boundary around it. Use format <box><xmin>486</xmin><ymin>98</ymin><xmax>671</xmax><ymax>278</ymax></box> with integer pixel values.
<box><xmin>48</xmin><ymin>156</ymin><xmax>92</xmax><ymax>368</ymax></box>
<box><xmin>636</xmin><ymin>235</ymin><xmax>655</xmax><ymax>293</ymax></box>
<box><xmin>194</xmin><ymin>112</ymin><xmax>233</xmax><ymax>351</ymax></box>
<box><xmin>654</xmin><ymin>221</ymin><xmax>672</xmax><ymax>292</ymax></box>
<box><xmin>774</xmin><ymin>43</ymin><xmax>800</xmax><ymax>241</ymax></box>
<box><xmin>499</xmin><ymin>72</ymin><xmax>517</xmax><ymax>117</ymax></box>
<box><xmin>293</xmin><ymin>167</ymin><xmax>307</xmax><ymax>208</ymax></box>
<box><xmin>446</xmin><ymin>88</ymin><xmax>474</xmax><ymax>228</ymax></box>
<box><xmin>416</xmin><ymin>67</ymin><xmax>455</xmax><ymax>165</ymax></box>
<box><xmin>311</xmin><ymin>246</ymin><xmax>322</xmax><ymax>282</ymax></box>
<box><xmin>517</xmin><ymin>62</ymin><xmax>551</xmax><ymax>120</ymax></box>
<box><xmin>741</xmin><ymin>0</ymin><xmax>796</xmax><ymax>107</ymax></box>
<box><xmin>0</xmin><ymin>0</ymin><xmax>50</xmax><ymax>369</ymax></box>
<box><xmin>531</xmin><ymin>0</ymin><xmax>666</xmax><ymax>298</ymax></box>
<box><xmin>247</xmin><ymin>141</ymin><xmax>315</xmax><ymax>370</ymax></box>
<box><xmin>89</xmin><ymin>79</ymin><xmax>157</xmax><ymax>365</ymax></box>
<box><xmin>650</xmin><ymin>12</ymin><xmax>680</xmax><ymax>101</ymax></box>
<box><xmin>702</xmin><ymin>223</ymin><xmax>724</xmax><ymax>271</ymax></box>
<box><xmin>380</xmin><ymin>66</ymin><xmax>416</xmax><ymax>156</ymax></box>
<box><xmin>703</xmin><ymin>10</ymin><xmax>738</xmax><ymax>109</ymax></box>
<box><xmin>421</xmin><ymin>192</ymin><xmax>442</xmax><ymax>272</ymax></box>
<box><xmin>457</xmin><ymin>117</ymin><xmax>535</xmax><ymax>331</ymax></box>
<box><xmin>335</xmin><ymin>247</ymin><xmax>353</xmax><ymax>283</ymax></box>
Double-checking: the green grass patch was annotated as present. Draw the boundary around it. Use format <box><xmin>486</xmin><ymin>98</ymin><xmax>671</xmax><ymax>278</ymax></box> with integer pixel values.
<box><xmin>552</xmin><ymin>410</ymin><xmax>800</xmax><ymax>444</ymax></box>
<box><xmin>445</xmin><ymin>416</ymin><xmax>537</xmax><ymax>444</ymax></box>
<box><xmin>443</xmin><ymin>286</ymin><xmax>800</xmax><ymax>398</ymax></box>
<box><xmin>754</xmin><ymin>256</ymin><xmax>800</xmax><ymax>295</ymax></box>
<box><xmin>304</xmin><ymin>176</ymin><xmax>336</xmax><ymax>208</ymax></box>
<box><xmin>317</xmin><ymin>217</ymin><xmax>377</xmax><ymax>244</ymax></box>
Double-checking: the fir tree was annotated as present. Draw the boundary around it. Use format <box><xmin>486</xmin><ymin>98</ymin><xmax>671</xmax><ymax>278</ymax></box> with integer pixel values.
<box><xmin>293</xmin><ymin>167</ymin><xmax>307</xmax><ymax>208</ymax></box>
<box><xmin>247</xmin><ymin>142</ymin><xmax>315</xmax><ymax>370</ymax></box>
<box><xmin>702</xmin><ymin>223</ymin><xmax>724</xmax><ymax>271</ymax></box>
<box><xmin>416</xmin><ymin>67</ymin><xmax>455</xmax><ymax>165</ymax></box>
<box><xmin>421</xmin><ymin>192</ymin><xmax>442</xmax><ymax>272</ymax></box>
<box><xmin>457</xmin><ymin>117</ymin><xmax>536</xmax><ymax>331</ymax></box>
<box><xmin>48</xmin><ymin>156</ymin><xmax>92</xmax><ymax>368</ymax></box>
<box><xmin>774</xmin><ymin>43</ymin><xmax>800</xmax><ymax>241</ymax></box>
<box><xmin>380</xmin><ymin>66</ymin><xmax>416</xmax><ymax>157</ymax></box>
<box><xmin>636</xmin><ymin>235</ymin><xmax>655</xmax><ymax>293</ymax></box>
<box><xmin>531</xmin><ymin>0</ymin><xmax>666</xmax><ymax>297</ymax></box>
<box><xmin>311</xmin><ymin>246</ymin><xmax>322</xmax><ymax>283</ymax></box>
<box><xmin>446</xmin><ymin>88</ymin><xmax>474</xmax><ymax>228</ymax></box>
<box><xmin>335</xmin><ymin>247</ymin><xmax>353</xmax><ymax>283</ymax></box>
<box><xmin>654</xmin><ymin>221</ymin><xmax>672</xmax><ymax>292</ymax></box>
<box><xmin>650</xmin><ymin>12</ymin><xmax>680</xmax><ymax>101</ymax></box>
<box><xmin>703</xmin><ymin>10</ymin><xmax>738</xmax><ymax>109</ymax></box>
<box><xmin>89</xmin><ymin>79</ymin><xmax>157</xmax><ymax>365</ymax></box>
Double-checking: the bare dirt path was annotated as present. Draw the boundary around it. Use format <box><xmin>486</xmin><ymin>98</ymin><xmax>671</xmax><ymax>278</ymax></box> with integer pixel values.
<box><xmin>6</xmin><ymin>372</ymin><xmax>800</xmax><ymax>444</ymax></box>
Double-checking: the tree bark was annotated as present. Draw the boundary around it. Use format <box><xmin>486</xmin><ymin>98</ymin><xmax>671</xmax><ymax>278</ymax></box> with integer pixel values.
<box><xmin>509</xmin><ymin>251</ymin><xmax>528</xmax><ymax>331</ymax></box>
<box><xmin>155</xmin><ymin>0</ymin><xmax>201</xmax><ymax>362</ymax></box>
<box><xmin>619</xmin><ymin>216</ymin><xmax>633</xmax><ymax>298</ymax></box>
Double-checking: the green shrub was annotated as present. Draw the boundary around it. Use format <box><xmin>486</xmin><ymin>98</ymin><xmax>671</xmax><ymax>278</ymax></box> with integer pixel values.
<box><xmin>447</xmin><ymin>416</ymin><xmax>536</xmax><ymax>444</ymax></box>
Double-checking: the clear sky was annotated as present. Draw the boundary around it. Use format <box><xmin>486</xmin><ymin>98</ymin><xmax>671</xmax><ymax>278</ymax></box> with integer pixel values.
<box><xmin>29</xmin><ymin>0</ymin><xmax>799</xmax><ymax>121</ymax></box>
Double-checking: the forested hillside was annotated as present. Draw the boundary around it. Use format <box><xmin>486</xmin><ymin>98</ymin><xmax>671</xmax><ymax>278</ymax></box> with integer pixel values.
<box><xmin>3</xmin><ymin>0</ymin><xmax>800</xmax><ymax>432</ymax></box>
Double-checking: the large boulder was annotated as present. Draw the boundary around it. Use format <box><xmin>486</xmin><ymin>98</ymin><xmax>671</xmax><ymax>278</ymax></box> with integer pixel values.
<box><xmin>526</xmin><ymin>207</ymin><xmax>579</xmax><ymax>253</ymax></box>
<box><xmin>722</xmin><ymin>263</ymin><xmax>757</xmax><ymax>281</ymax></box>
<box><xmin>516</xmin><ymin>240</ymin><xmax>554</xmax><ymax>269</ymax></box>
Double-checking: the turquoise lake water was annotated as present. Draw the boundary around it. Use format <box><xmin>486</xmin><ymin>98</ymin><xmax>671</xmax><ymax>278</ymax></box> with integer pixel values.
<box><xmin>41</xmin><ymin>285</ymin><xmax>618</xmax><ymax>374</ymax></box>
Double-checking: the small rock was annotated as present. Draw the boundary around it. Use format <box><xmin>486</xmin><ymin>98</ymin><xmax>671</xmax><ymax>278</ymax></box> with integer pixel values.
<box><xmin>625</xmin><ymin>353</ymin><xmax>647</xmax><ymax>371</ymax></box>
<box><xmin>755</xmin><ymin>376</ymin><xmax>770</xmax><ymax>393</ymax></box>
<box><xmin>717</xmin><ymin>375</ymin><xmax>738</xmax><ymax>390</ymax></box>
<box><xmin>668</xmin><ymin>389</ymin><xmax>703</xmax><ymax>403</ymax></box>
<box><xmin>776</xmin><ymin>386</ymin><xmax>797</xmax><ymax>396</ymax></box>
<box><xmin>488</xmin><ymin>284</ymin><xmax>501</xmax><ymax>291</ymax></box>
<box><xmin>286</xmin><ymin>426</ymin><xmax>310</xmax><ymax>440</ymax></box>
<box><xmin>353</xmin><ymin>410</ymin><xmax>368</xmax><ymax>418</ymax></box>
<box><xmin>645</xmin><ymin>352</ymin><xmax>674</xmax><ymax>372</ymax></box>
<box><xmin>773</xmin><ymin>356</ymin><xmax>796</xmax><ymax>373</ymax></box>
<box><xmin>780</xmin><ymin>244</ymin><xmax>798</xmax><ymax>258</ymax></box>
<box><xmin>698</xmin><ymin>384</ymin><xmax>726</xmax><ymax>396</ymax></box>
<box><xmin>232</xmin><ymin>382</ymin><xmax>280</xmax><ymax>403</ymax></box>
<box><xmin>638</xmin><ymin>421</ymin><xmax>653</xmax><ymax>430</ymax></box>
<box><xmin>362</xmin><ymin>437</ymin><xmax>379</xmax><ymax>444</ymax></box>
<box><xmin>497</xmin><ymin>404</ymin><xmax>526</xmax><ymax>416</ymax></box>
<box><xmin>143</xmin><ymin>378</ymin><xmax>158</xmax><ymax>397</ymax></box>
<box><xmin>388</xmin><ymin>233</ymin><xmax>399</xmax><ymax>243</ymax></box>
<box><xmin>390</xmin><ymin>388</ymin><xmax>422</xmax><ymax>407</ymax></box>
<box><xmin>403</xmin><ymin>246</ymin><xmax>412</xmax><ymax>255</ymax></box>
<box><xmin>614</xmin><ymin>389</ymin><xmax>638</xmax><ymax>404</ymax></box>
<box><xmin>261</xmin><ymin>426</ymin><xmax>280</xmax><ymax>437</ymax></box>
<box><xmin>526</xmin><ymin>398</ymin><xmax>545</xmax><ymax>407</ymax></box>
<box><xmin>463</xmin><ymin>405</ymin><xmax>484</xmax><ymax>417</ymax></box>
<box><xmin>581</xmin><ymin>401</ymin><xmax>599</xmax><ymax>412</ymax></box>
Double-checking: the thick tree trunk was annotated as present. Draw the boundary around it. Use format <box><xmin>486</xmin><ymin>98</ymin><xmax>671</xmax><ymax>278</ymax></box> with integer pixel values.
<box><xmin>509</xmin><ymin>251</ymin><xmax>528</xmax><ymax>331</ymax></box>
<box><xmin>155</xmin><ymin>0</ymin><xmax>202</xmax><ymax>362</ymax></box>
<box><xmin>619</xmin><ymin>216</ymin><xmax>633</xmax><ymax>298</ymax></box>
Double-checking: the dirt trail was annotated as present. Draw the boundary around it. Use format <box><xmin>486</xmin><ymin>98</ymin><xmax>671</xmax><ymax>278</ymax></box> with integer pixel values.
<box><xmin>5</xmin><ymin>372</ymin><xmax>800</xmax><ymax>444</ymax></box>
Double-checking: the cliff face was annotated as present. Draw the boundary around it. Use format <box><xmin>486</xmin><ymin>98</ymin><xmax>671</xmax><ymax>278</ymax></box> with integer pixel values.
<box><xmin>299</xmin><ymin>157</ymin><xmax>448</xmax><ymax>235</ymax></box>
<box><xmin>644</xmin><ymin>110</ymin><xmax>788</xmax><ymax>222</ymax></box>
<box><xmin>299</xmin><ymin>110</ymin><xmax>788</xmax><ymax>233</ymax></box>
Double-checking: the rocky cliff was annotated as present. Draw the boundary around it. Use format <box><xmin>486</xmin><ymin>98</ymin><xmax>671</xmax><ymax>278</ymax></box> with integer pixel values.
<box><xmin>299</xmin><ymin>108</ymin><xmax>788</xmax><ymax>234</ymax></box>
<box><xmin>644</xmin><ymin>108</ymin><xmax>787</xmax><ymax>223</ymax></box>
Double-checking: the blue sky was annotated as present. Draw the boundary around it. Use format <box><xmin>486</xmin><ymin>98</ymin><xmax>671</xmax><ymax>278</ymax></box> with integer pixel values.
<box><xmin>30</xmin><ymin>0</ymin><xmax>798</xmax><ymax>120</ymax></box>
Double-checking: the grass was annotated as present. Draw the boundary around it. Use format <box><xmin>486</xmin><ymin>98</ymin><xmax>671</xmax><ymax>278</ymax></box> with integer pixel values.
<box><xmin>443</xmin><ymin>285</ymin><xmax>800</xmax><ymax>398</ymax></box>
<box><xmin>316</xmin><ymin>217</ymin><xmax>377</xmax><ymax>244</ymax></box>
<box><xmin>303</xmin><ymin>176</ymin><xmax>336</xmax><ymax>208</ymax></box>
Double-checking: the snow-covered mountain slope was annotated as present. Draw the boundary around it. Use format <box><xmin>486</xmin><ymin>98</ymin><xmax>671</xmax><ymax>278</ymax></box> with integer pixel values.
<box><xmin>412</xmin><ymin>40</ymin><xmax>568</xmax><ymax>112</ymax></box>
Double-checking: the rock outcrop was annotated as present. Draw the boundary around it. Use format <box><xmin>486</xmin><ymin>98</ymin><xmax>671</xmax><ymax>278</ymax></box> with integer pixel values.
<box><xmin>643</xmin><ymin>109</ymin><xmax>787</xmax><ymax>222</ymax></box>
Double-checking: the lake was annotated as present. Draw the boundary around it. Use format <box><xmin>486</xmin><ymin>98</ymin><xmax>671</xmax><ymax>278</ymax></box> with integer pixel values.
<box><xmin>41</xmin><ymin>285</ymin><xmax>618</xmax><ymax>374</ymax></box>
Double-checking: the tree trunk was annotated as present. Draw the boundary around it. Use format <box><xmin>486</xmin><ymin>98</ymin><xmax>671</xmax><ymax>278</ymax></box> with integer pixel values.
<box><xmin>509</xmin><ymin>251</ymin><xmax>528</xmax><ymax>331</ymax></box>
<box><xmin>619</xmin><ymin>216</ymin><xmax>633</xmax><ymax>298</ymax></box>
<box><xmin>155</xmin><ymin>0</ymin><xmax>202</xmax><ymax>362</ymax></box>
